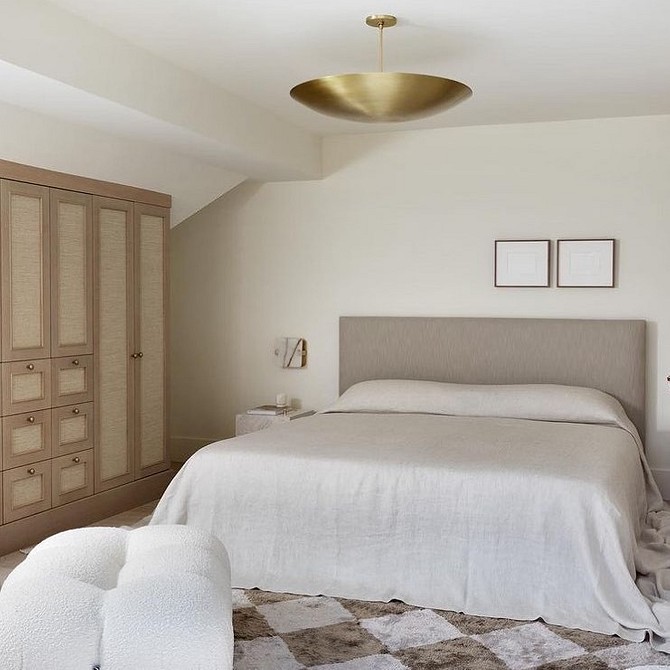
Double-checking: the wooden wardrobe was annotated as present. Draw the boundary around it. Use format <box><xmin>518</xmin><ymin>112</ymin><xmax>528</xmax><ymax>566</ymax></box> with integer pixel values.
<box><xmin>0</xmin><ymin>160</ymin><xmax>173</xmax><ymax>554</ymax></box>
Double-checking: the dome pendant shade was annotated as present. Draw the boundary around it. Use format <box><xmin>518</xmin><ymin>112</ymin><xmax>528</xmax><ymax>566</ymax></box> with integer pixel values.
<box><xmin>290</xmin><ymin>14</ymin><xmax>472</xmax><ymax>123</ymax></box>
<box><xmin>290</xmin><ymin>72</ymin><xmax>472</xmax><ymax>123</ymax></box>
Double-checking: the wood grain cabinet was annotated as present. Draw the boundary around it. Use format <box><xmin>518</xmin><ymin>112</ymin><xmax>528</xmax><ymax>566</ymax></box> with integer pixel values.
<box><xmin>134</xmin><ymin>204</ymin><xmax>169</xmax><ymax>479</ymax></box>
<box><xmin>50</xmin><ymin>189</ymin><xmax>93</xmax><ymax>358</ymax></box>
<box><xmin>3</xmin><ymin>461</ymin><xmax>52</xmax><ymax>524</ymax></box>
<box><xmin>1</xmin><ymin>359</ymin><xmax>51</xmax><ymax>415</ymax></box>
<box><xmin>51</xmin><ymin>355</ymin><xmax>93</xmax><ymax>407</ymax></box>
<box><xmin>52</xmin><ymin>402</ymin><xmax>93</xmax><ymax>457</ymax></box>
<box><xmin>2</xmin><ymin>409</ymin><xmax>52</xmax><ymax>470</ymax></box>
<box><xmin>94</xmin><ymin>198</ymin><xmax>135</xmax><ymax>491</ymax></box>
<box><xmin>94</xmin><ymin>200</ymin><xmax>169</xmax><ymax>491</ymax></box>
<box><xmin>52</xmin><ymin>449</ymin><xmax>94</xmax><ymax>507</ymax></box>
<box><xmin>0</xmin><ymin>161</ymin><xmax>170</xmax><ymax>548</ymax></box>
<box><xmin>1</xmin><ymin>180</ymin><xmax>51</xmax><ymax>362</ymax></box>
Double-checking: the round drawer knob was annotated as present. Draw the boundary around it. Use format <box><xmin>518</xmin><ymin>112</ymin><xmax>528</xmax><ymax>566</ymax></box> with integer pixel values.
<box><xmin>72</xmin><ymin>457</ymin><xmax>80</xmax><ymax>464</ymax></box>
<box><xmin>137</xmin><ymin>352</ymin><xmax>143</xmax><ymax>358</ymax></box>
<box><xmin>72</xmin><ymin>359</ymin><xmax>80</xmax><ymax>366</ymax></box>
<box><xmin>27</xmin><ymin>468</ymin><xmax>35</xmax><ymax>475</ymax></box>
<box><xmin>72</xmin><ymin>408</ymin><xmax>80</xmax><ymax>415</ymax></box>
<box><xmin>26</xmin><ymin>363</ymin><xmax>35</xmax><ymax>371</ymax></box>
<box><xmin>27</xmin><ymin>416</ymin><xmax>35</xmax><ymax>424</ymax></box>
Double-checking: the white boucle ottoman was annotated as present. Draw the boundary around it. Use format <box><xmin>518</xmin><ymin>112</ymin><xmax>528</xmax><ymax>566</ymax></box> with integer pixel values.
<box><xmin>0</xmin><ymin>525</ymin><xmax>233</xmax><ymax>670</ymax></box>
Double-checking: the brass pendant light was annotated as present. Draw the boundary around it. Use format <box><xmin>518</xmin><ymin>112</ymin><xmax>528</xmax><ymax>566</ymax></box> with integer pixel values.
<box><xmin>290</xmin><ymin>15</ymin><xmax>472</xmax><ymax>123</ymax></box>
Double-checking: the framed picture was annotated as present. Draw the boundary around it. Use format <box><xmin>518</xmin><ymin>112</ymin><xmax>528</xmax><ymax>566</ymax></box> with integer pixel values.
<box><xmin>557</xmin><ymin>239</ymin><xmax>615</xmax><ymax>288</ymax></box>
<box><xmin>494</xmin><ymin>240</ymin><xmax>550</xmax><ymax>287</ymax></box>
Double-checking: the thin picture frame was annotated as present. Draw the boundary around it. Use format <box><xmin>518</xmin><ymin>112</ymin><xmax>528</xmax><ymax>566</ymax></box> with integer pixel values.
<box><xmin>557</xmin><ymin>239</ymin><xmax>615</xmax><ymax>288</ymax></box>
<box><xmin>494</xmin><ymin>239</ymin><xmax>550</xmax><ymax>287</ymax></box>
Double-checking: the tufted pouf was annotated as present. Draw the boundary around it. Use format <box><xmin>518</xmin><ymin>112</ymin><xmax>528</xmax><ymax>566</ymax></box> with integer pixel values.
<box><xmin>0</xmin><ymin>525</ymin><xmax>233</xmax><ymax>670</ymax></box>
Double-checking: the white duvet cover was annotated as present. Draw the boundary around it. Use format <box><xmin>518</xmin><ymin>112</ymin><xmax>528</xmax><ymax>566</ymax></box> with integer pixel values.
<box><xmin>151</xmin><ymin>381</ymin><xmax>670</xmax><ymax>649</ymax></box>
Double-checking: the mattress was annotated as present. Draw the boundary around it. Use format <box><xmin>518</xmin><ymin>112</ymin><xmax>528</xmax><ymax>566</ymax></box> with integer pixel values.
<box><xmin>151</xmin><ymin>381</ymin><xmax>670</xmax><ymax>650</ymax></box>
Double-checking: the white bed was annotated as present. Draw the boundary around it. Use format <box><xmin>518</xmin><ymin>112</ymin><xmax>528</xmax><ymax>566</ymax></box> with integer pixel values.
<box><xmin>152</xmin><ymin>379</ymin><xmax>670</xmax><ymax>650</ymax></box>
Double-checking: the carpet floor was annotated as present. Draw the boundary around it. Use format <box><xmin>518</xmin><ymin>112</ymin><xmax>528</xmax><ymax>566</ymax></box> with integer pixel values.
<box><xmin>232</xmin><ymin>589</ymin><xmax>670</xmax><ymax>670</ymax></box>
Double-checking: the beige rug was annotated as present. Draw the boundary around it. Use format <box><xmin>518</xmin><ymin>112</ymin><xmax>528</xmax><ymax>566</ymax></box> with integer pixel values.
<box><xmin>233</xmin><ymin>589</ymin><xmax>670</xmax><ymax>670</ymax></box>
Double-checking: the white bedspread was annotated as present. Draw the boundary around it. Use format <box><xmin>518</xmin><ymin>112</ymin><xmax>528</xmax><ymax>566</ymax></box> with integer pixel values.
<box><xmin>152</xmin><ymin>386</ymin><xmax>670</xmax><ymax>650</ymax></box>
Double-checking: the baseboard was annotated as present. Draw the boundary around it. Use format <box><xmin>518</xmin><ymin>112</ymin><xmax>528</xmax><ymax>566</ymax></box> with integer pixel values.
<box><xmin>0</xmin><ymin>469</ymin><xmax>175</xmax><ymax>556</ymax></box>
<box><xmin>651</xmin><ymin>468</ymin><xmax>670</xmax><ymax>501</ymax></box>
<box><xmin>169</xmin><ymin>435</ymin><xmax>218</xmax><ymax>462</ymax></box>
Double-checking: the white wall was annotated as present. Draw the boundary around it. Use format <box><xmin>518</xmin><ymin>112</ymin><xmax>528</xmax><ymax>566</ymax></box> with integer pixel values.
<box><xmin>170</xmin><ymin>114</ymin><xmax>670</xmax><ymax>493</ymax></box>
<box><xmin>0</xmin><ymin>100</ymin><xmax>245</xmax><ymax>224</ymax></box>
<box><xmin>0</xmin><ymin>0</ymin><xmax>321</xmax><ymax>182</ymax></box>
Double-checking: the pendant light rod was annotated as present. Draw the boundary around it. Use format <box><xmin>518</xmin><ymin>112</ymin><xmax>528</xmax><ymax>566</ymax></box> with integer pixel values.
<box><xmin>366</xmin><ymin>14</ymin><xmax>397</xmax><ymax>73</ymax></box>
<box><xmin>378</xmin><ymin>20</ymin><xmax>384</xmax><ymax>72</ymax></box>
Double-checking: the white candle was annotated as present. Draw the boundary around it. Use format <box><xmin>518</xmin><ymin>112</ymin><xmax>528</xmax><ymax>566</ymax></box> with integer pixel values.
<box><xmin>276</xmin><ymin>393</ymin><xmax>287</xmax><ymax>407</ymax></box>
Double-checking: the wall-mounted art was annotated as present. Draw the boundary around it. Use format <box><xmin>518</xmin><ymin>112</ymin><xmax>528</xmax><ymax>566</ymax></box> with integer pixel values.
<box><xmin>494</xmin><ymin>240</ymin><xmax>550</xmax><ymax>287</ymax></box>
<box><xmin>557</xmin><ymin>239</ymin><xmax>615</xmax><ymax>288</ymax></box>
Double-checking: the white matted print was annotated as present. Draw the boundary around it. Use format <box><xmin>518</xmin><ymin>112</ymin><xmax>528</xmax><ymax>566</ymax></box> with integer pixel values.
<box><xmin>495</xmin><ymin>240</ymin><xmax>550</xmax><ymax>287</ymax></box>
<box><xmin>557</xmin><ymin>239</ymin><xmax>615</xmax><ymax>287</ymax></box>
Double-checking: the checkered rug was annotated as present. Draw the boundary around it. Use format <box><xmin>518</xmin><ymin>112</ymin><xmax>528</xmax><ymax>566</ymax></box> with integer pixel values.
<box><xmin>232</xmin><ymin>589</ymin><xmax>670</xmax><ymax>670</ymax></box>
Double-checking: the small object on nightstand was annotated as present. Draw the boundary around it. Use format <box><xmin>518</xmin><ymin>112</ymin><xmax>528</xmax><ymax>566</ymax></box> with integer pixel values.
<box><xmin>247</xmin><ymin>404</ymin><xmax>289</xmax><ymax>416</ymax></box>
<box><xmin>236</xmin><ymin>408</ymin><xmax>316</xmax><ymax>436</ymax></box>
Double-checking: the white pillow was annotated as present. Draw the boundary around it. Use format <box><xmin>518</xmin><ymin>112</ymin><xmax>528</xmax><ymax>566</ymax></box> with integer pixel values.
<box><xmin>322</xmin><ymin>379</ymin><xmax>632</xmax><ymax>429</ymax></box>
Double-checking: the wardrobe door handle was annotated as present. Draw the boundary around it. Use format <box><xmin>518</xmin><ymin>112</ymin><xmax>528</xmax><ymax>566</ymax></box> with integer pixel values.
<box><xmin>137</xmin><ymin>352</ymin><xmax>143</xmax><ymax>358</ymax></box>
<box><xmin>72</xmin><ymin>408</ymin><xmax>80</xmax><ymax>415</ymax></box>
<box><xmin>27</xmin><ymin>416</ymin><xmax>35</xmax><ymax>424</ymax></box>
<box><xmin>27</xmin><ymin>468</ymin><xmax>35</xmax><ymax>475</ymax></box>
<box><xmin>72</xmin><ymin>359</ymin><xmax>80</xmax><ymax>366</ymax></box>
<box><xmin>26</xmin><ymin>363</ymin><xmax>35</xmax><ymax>371</ymax></box>
<box><xmin>72</xmin><ymin>457</ymin><xmax>80</xmax><ymax>464</ymax></box>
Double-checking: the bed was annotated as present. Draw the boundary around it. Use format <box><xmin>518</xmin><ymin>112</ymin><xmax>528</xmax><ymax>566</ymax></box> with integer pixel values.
<box><xmin>151</xmin><ymin>317</ymin><xmax>670</xmax><ymax>650</ymax></box>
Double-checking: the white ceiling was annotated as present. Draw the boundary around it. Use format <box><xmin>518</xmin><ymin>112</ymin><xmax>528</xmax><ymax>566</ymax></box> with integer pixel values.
<box><xmin>1</xmin><ymin>0</ymin><xmax>661</xmax><ymax>224</ymax></box>
<box><xmin>46</xmin><ymin>0</ymin><xmax>670</xmax><ymax>135</ymax></box>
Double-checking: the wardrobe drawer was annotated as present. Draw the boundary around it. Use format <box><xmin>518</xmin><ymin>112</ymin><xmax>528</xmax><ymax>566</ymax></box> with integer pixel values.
<box><xmin>52</xmin><ymin>449</ymin><xmax>94</xmax><ymax>507</ymax></box>
<box><xmin>52</xmin><ymin>403</ymin><xmax>93</xmax><ymax>457</ymax></box>
<box><xmin>2</xmin><ymin>409</ymin><xmax>52</xmax><ymax>470</ymax></box>
<box><xmin>2</xmin><ymin>461</ymin><xmax>51</xmax><ymax>523</ymax></box>
<box><xmin>1</xmin><ymin>360</ymin><xmax>51</xmax><ymax>416</ymax></box>
<box><xmin>51</xmin><ymin>355</ymin><xmax>93</xmax><ymax>407</ymax></box>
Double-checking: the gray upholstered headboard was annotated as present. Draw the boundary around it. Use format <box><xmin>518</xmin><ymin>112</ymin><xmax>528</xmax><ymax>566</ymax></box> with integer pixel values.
<box><xmin>339</xmin><ymin>317</ymin><xmax>646</xmax><ymax>439</ymax></box>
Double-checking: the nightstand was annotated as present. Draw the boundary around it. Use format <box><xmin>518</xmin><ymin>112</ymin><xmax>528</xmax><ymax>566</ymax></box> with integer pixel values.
<box><xmin>235</xmin><ymin>409</ymin><xmax>316</xmax><ymax>436</ymax></box>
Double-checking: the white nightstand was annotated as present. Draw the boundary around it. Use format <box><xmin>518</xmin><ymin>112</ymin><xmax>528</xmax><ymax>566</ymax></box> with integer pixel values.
<box><xmin>235</xmin><ymin>409</ymin><xmax>316</xmax><ymax>436</ymax></box>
